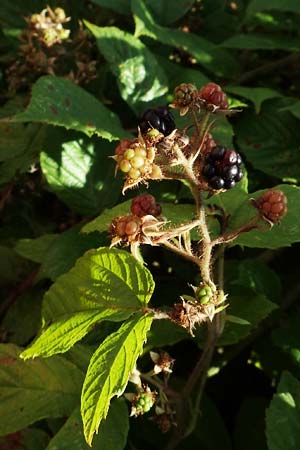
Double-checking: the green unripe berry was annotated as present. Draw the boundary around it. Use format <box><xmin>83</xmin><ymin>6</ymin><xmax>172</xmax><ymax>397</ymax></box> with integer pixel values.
<box><xmin>198</xmin><ymin>288</ymin><xmax>208</xmax><ymax>297</ymax></box>
<box><xmin>124</xmin><ymin>148</ymin><xmax>135</xmax><ymax>160</ymax></box>
<box><xmin>131</xmin><ymin>156</ymin><xmax>145</xmax><ymax>169</ymax></box>
<box><xmin>119</xmin><ymin>159</ymin><xmax>132</xmax><ymax>173</ymax></box>
<box><xmin>129</xmin><ymin>168</ymin><xmax>141</xmax><ymax>180</ymax></box>
<box><xmin>147</xmin><ymin>128</ymin><xmax>161</xmax><ymax>138</ymax></box>
<box><xmin>135</xmin><ymin>149</ymin><xmax>147</xmax><ymax>158</ymax></box>
<box><xmin>200</xmin><ymin>295</ymin><xmax>210</xmax><ymax>305</ymax></box>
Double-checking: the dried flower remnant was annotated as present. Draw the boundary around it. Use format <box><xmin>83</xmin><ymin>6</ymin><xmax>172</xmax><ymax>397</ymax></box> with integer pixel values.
<box><xmin>150</xmin><ymin>351</ymin><xmax>175</xmax><ymax>374</ymax></box>
<box><xmin>6</xmin><ymin>7</ymin><xmax>97</xmax><ymax>94</ymax></box>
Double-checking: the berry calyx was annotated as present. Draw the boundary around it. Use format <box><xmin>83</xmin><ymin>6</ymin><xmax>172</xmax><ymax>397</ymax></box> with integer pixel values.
<box><xmin>203</xmin><ymin>146</ymin><xmax>243</xmax><ymax>191</ymax></box>
<box><xmin>139</xmin><ymin>106</ymin><xmax>175</xmax><ymax>136</ymax></box>
<box><xmin>254</xmin><ymin>189</ymin><xmax>287</xmax><ymax>223</ymax></box>
<box><xmin>198</xmin><ymin>82</ymin><xmax>228</xmax><ymax>111</ymax></box>
<box><xmin>131</xmin><ymin>194</ymin><xmax>162</xmax><ymax>217</ymax></box>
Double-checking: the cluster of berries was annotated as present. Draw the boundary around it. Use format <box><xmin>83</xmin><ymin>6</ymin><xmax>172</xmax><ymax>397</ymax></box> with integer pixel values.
<box><xmin>203</xmin><ymin>146</ymin><xmax>243</xmax><ymax>190</ymax></box>
<box><xmin>118</xmin><ymin>147</ymin><xmax>150</xmax><ymax>181</ymax></box>
<box><xmin>139</xmin><ymin>106</ymin><xmax>175</xmax><ymax>136</ymax></box>
<box><xmin>110</xmin><ymin>194</ymin><xmax>162</xmax><ymax>246</ymax></box>
<box><xmin>114</xmin><ymin>135</ymin><xmax>162</xmax><ymax>192</ymax></box>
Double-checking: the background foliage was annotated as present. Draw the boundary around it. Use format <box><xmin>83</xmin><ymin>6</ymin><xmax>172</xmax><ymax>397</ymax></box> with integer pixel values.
<box><xmin>1</xmin><ymin>0</ymin><xmax>300</xmax><ymax>449</ymax></box>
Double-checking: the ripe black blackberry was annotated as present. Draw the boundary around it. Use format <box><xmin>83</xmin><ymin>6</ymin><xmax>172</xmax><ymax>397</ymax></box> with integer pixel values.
<box><xmin>203</xmin><ymin>145</ymin><xmax>243</xmax><ymax>190</ymax></box>
<box><xmin>139</xmin><ymin>106</ymin><xmax>175</xmax><ymax>136</ymax></box>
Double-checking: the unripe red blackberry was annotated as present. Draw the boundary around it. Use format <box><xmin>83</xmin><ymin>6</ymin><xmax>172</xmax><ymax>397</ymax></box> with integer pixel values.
<box><xmin>203</xmin><ymin>145</ymin><xmax>243</xmax><ymax>191</ymax></box>
<box><xmin>255</xmin><ymin>189</ymin><xmax>287</xmax><ymax>223</ymax></box>
<box><xmin>198</xmin><ymin>82</ymin><xmax>228</xmax><ymax>111</ymax></box>
<box><xmin>131</xmin><ymin>194</ymin><xmax>162</xmax><ymax>217</ymax></box>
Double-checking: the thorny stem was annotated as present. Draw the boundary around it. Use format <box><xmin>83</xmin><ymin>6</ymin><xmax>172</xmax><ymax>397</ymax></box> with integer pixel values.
<box><xmin>191</xmin><ymin>186</ymin><xmax>213</xmax><ymax>286</ymax></box>
<box><xmin>191</xmin><ymin>111</ymin><xmax>210</xmax><ymax>156</ymax></box>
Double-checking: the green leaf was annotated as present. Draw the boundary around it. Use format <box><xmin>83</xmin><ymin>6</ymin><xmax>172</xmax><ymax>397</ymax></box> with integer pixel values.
<box><xmin>225</xmin><ymin>86</ymin><xmax>282</xmax><ymax>114</ymax></box>
<box><xmin>0</xmin><ymin>428</ymin><xmax>50</xmax><ymax>450</ymax></box>
<box><xmin>0</xmin><ymin>100</ymin><xmax>44</xmax><ymax>161</ymax></box>
<box><xmin>145</xmin><ymin>319</ymin><xmax>189</xmax><ymax>351</ymax></box>
<box><xmin>280</xmin><ymin>100</ymin><xmax>300</xmax><ymax>119</ymax></box>
<box><xmin>0</xmin><ymin>0</ymin><xmax>48</xmax><ymax>29</ymax></box>
<box><xmin>247</xmin><ymin>0</ymin><xmax>300</xmax><ymax>17</ymax></box>
<box><xmin>15</xmin><ymin>234</ymin><xmax>58</xmax><ymax>263</ymax></box>
<box><xmin>21</xmin><ymin>247</ymin><xmax>154</xmax><ymax>358</ymax></box>
<box><xmin>0</xmin><ymin>245</ymin><xmax>21</xmax><ymax>283</ymax></box>
<box><xmin>10</xmin><ymin>76</ymin><xmax>126</xmax><ymax>141</ymax></box>
<box><xmin>230</xmin><ymin>185</ymin><xmax>300</xmax><ymax>249</ymax></box>
<box><xmin>266</xmin><ymin>371</ymin><xmax>300</xmax><ymax>450</ymax></box>
<box><xmin>234</xmin><ymin>397</ymin><xmax>268</xmax><ymax>450</ymax></box>
<box><xmin>40</xmin><ymin>128</ymin><xmax>122</xmax><ymax>215</ymax></box>
<box><xmin>156</xmin><ymin>55</ymin><xmax>209</xmax><ymax>91</ymax></box>
<box><xmin>132</xmin><ymin>0</ymin><xmax>238</xmax><ymax>77</ymax></box>
<box><xmin>82</xmin><ymin>199</ymin><xmax>132</xmax><ymax>234</ymax></box>
<box><xmin>81</xmin><ymin>313</ymin><xmax>153</xmax><ymax>445</ymax></box>
<box><xmin>272</xmin><ymin>311</ymin><xmax>300</xmax><ymax>366</ymax></box>
<box><xmin>236</xmin><ymin>99</ymin><xmax>300</xmax><ymax>181</ymax></box>
<box><xmin>0</xmin><ymin>343</ymin><xmax>83</xmax><ymax>436</ymax></box>
<box><xmin>232</xmin><ymin>259</ymin><xmax>282</xmax><ymax>303</ymax></box>
<box><xmin>222</xmin><ymin>33</ymin><xmax>300</xmax><ymax>51</ymax></box>
<box><xmin>226</xmin><ymin>315</ymin><xmax>250</xmax><ymax>325</ymax></box>
<box><xmin>210</xmin><ymin>115</ymin><xmax>234</xmax><ymax>148</ymax></box>
<box><xmin>90</xmin><ymin>0</ymin><xmax>129</xmax><ymax>14</ymax></box>
<box><xmin>41</xmin><ymin>226</ymin><xmax>105</xmax><ymax>281</ymax></box>
<box><xmin>0</xmin><ymin>124</ymin><xmax>46</xmax><ymax>184</ymax></box>
<box><xmin>85</xmin><ymin>22</ymin><xmax>168</xmax><ymax>112</ymax></box>
<box><xmin>218</xmin><ymin>290</ymin><xmax>277</xmax><ymax>346</ymax></box>
<box><xmin>2</xmin><ymin>289</ymin><xmax>43</xmax><ymax>346</ymax></box>
<box><xmin>46</xmin><ymin>400</ymin><xmax>128</xmax><ymax>450</ymax></box>
<box><xmin>181</xmin><ymin>395</ymin><xmax>233</xmax><ymax>450</ymax></box>
<box><xmin>145</xmin><ymin>0</ymin><xmax>195</xmax><ymax>25</ymax></box>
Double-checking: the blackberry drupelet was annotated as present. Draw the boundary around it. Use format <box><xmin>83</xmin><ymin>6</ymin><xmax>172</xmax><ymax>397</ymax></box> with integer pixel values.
<box><xmin>139</xmin><ymin>106</ymin><xmax>175</xmax><ymax>136</ymax></box>
<box><xmin>203</xmin><ymin>145</ymin><xmax>243</xmax><ymax>190</ymax></box>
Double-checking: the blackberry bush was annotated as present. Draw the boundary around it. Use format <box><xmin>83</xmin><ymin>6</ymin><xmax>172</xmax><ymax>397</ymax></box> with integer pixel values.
<box><xmin>2</xmin><ymin>3</ymin><xmax>299</xmax><ymax>450</ymax></box>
